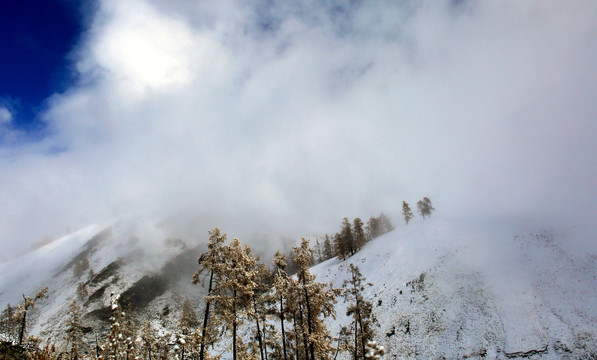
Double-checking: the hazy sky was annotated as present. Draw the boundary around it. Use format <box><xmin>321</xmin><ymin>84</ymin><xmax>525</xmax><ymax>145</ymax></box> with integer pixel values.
<box><xmin>1</xmin><ymin>0</ymin><xmax>596</xmax><ymax>257</ymax></box>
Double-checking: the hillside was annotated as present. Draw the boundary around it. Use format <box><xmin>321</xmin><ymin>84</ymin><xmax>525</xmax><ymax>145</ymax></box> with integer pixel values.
<box><xmin>1</xmin><ymin>215</ymin><xmax>596</xmax><ymax>359</ymax></box>
<box><xmin>314</xmin><ymin>216</ymin><xmax>597</xmax><ymax>359</ymax></box>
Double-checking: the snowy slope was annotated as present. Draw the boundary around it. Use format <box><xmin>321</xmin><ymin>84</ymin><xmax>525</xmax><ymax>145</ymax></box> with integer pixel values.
<box><xmin>2</xmin><ymin>214</ymin><xmax>595</xmax><ymax>359</ymax></box>
<box><xmin>0</xmin><ymin>225</ymin><xmax>102</xmax><ymax>306</ymax></box>
<box><xmin>313</xmin><ymin>215</ymin><xmax>597</xmax><ymax>359</ymax></box>
<box><xmin>0</xmin><ymin>221</ymin><xmax>204</xmax><ymax>342</ymax></box>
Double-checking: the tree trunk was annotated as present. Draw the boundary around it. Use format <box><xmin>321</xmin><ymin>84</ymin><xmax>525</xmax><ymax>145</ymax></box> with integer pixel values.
<box><xmin>353</xmin><ymin>282</ymin><xmax>367</xmax><ymax>359</ymax></box>
<box><xmin>354</xmin><ymin>321</ymin><xmax>358</xmax><ymax>360</ymax></box>
<box><xmin>233</xmin><ymin>289</ymin><xmax>237</xmax><ymax>360</ymax></box>
<box><xmin>301</xmin><ymin>274</ymin><xmax>315</xmax><ymax>360</ymax></box>
<box><xmin>253</xmin><ymin>296</ymin><xmax>265</xmax><ymax>360</ymax></box>
<box><xmin>297</xmin><ymin>304</ymin><xmax>309</xmax><ymax>360</ymax></box>
<box><xmin>199</xmin><ymin>270</ymin><xmax>214</xmax><ymax>360</ymax></box>
<box><xmin>18</xmin><ymin>311</ymin><xmax>26</xmax><ymax>345</ymax></box>
<box><xmin>279</xmin><ymin>295</ymin><xmax>288</xmax><ymax>360</ymax></box>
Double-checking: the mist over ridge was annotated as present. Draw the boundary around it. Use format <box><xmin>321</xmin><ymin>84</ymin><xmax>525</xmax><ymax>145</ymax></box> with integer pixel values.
<box><xmin>1</xmin><ymin>0</ymin><xmax>596</xmax><ymax>257</ymax></box>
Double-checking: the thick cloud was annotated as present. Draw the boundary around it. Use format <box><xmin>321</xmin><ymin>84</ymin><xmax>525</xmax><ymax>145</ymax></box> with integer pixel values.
<box><xmin>1</xmin><ymin>0</ymin><xmax>596</xmax><ymax>256</ymax></box>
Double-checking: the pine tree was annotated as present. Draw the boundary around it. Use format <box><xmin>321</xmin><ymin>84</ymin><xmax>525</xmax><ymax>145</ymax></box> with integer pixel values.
<box><xmin>293</xmin><ymin>238</ymin><xmax>338</xmax><ymax>360</ymax></box>
<box><xmin>352</xmin><ymin>218</ymin><xmax>367</xmax><ymax>251</ymax></box>
<box><xmin>73</xmin><ymin>256</ymin><xmax>90</xmax><ymax>278</ymax></box>
<box><xmin>402</xmin><ymin>201</ymin><xmax>414</xmax><ymax>225</ymax></box>
<box><xmin>180</xmin><ymin>298</ymin><xmax>199</xmax><ymax>335</ymax></box>
<box><xmin>209</xmin><ymin>238</ymin><xmax>259</xmax><ymax>360</ymax></box>
<box><xmin>0</xmin><ymin>303</ymin><xmax>17</xmax><ymax>342</ymax></box>
<box><xmin>342</xmin><ymin>264</ymin><xmax>378</xmax><ymax>360</ymax></box>
<box><xmin>137</xmin><ymin>321</ymin><xmax>157</xmax><ymax>360</ymax></box>
<box><xmin>272</xmin><ymin>250</ymin><xmax>291</xmax><ymax>360</ymax></box>
<box><xmin>323</xmin><ymin>235</ymin><xmax>334</xmax><ymax>260</ymax></box>
<box><xmin>417</xmin><ymin>197</ymin><xmax>435</xmax><ymax>219</ymax></box>
<box><xmin>65</xmin><ymin>299</ymin><xmax>84</xmax><ymax>360</ymax></box>
<box><xmin>378</xmin><ymin>213</ymin><xmax>394</xmax><ymax>234</ymax></box>
<box><xmin>15</xmin><ymin>287</ymin><xmax>48</xmax><ymax>345</ymax></box>
<box><xmin>251</xmin><ymin>261</ymin><xmax>273</xmax><ymax>360</ymax></box>
<box><xmin>76</xmin><ymin>282</ymin><xmax>88</xmax><ymax>301</ymax></box>
<box><xmin>192</xmin><ymin>227</ymin><xmax>227</xmax><ymax>360</ymax></box>
<box><xmin>365</xmin><ymin>217</ymin><xmax>381</xmax><ymax>241</ymax></box>
<box><xmin>102</xmin><ymin>293</ymin><xmax>129</xmax><ymax>360</ymax></box>
<box><xmin>335</xmin><ymin>217</ymin><xmax>355</xmax><ymax>259</ymax></box>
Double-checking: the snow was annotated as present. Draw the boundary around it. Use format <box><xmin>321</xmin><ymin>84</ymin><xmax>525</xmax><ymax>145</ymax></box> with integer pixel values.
<box><xmin>0</xmin><ymin>225</ymin><xmax>101</xmax><ymax>305</ymax></box>
<box><xmin>1</xmin><ymin>213</ymin><xmax>595</xmax><ymax>359</ymax></box>
<box><xmin>312</xmin><ymin>215</ymin><xmax>597</xmax><ymax>359</ymax></box>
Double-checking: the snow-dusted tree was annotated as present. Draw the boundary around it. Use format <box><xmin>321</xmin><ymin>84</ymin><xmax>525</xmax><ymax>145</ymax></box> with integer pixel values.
<box><xmin>365</xmin><ymin>341</ymin><xmax>385</xmax><ymax>359</ymax></box>
<box><xmin>209</xmin><ymin>238</ymin><xmax>259</xmax><ymax>360</ymax></box>
<box><xmin>73</xmin><ymin>256</ymin><xmax>90</xmax><ymax>278</ymax></box>
<box><xmin>323</xmin><ymin>235</ymin><xmax>334</xmax><ymax>260</ymax></box>
<box><xmin>15</xmin><ymin>287</ymin><xmax>48</xmax><ymax>345</ymax></box>
<box><xmin>366</xmin><ymin>214</ymin><xmax>394</xmax><ymax>240</ymax></box>
<box><xmin>353</xmin><ymin>218</ymin><xmax>367</xmax><ymax>251</ymax></box>
<box><xmin>192</xmin><ymin>227</ymin><xmax>227</xmax><ymax>360</ymax></box>
<box><xmin>416</xmin><ymin>197</ymin><xmax>435</xmax><ymax>219</ymax></box>
<box><xmin>76</xmin><ymin>282</ymin><xmax>88</xmax><ymax>301</ymax></box>
<box><xmin>137</xmin><ymin>321</ymin><xmax>157</xmax><ymax>360</ymax></box>
<box><xmin>335</xmin><ymin>217</ymin><xmax>355</xmax><ymax>259</ymax></box>
<box><xmin>272</xmin><ymin>250</ymin><xmax>291</xmax><ymax>360</ymax></box>
<box><xmin>342</xmin><ymin>264</ymin><xmax>378</xmax><ymax>360</ymax></box>
<box><xmin>402</xmin><ymin>201</ymin><xmax>414</xmax><ymax>225</ymax></box>
<box><xmin>251</xmin><ymin>261</ymin><xmax>274</xmax><ymax>360</ymax></box>
<box><xmin>101</xmin><ymin>293</ymin><xmax>136</xmax><ymax>360</ymax></box>
<box><xmin>378</xmin><ymin>213</ymin><xmax>394</xmax><ymax>234</ymax></box>
<box><xmin>293</xmin><ymin>238</ymin><xmax>338</xmax><ymax>360</ymax></box>
<box><xmin>65</xmin><ymin>299</ymin><xmax>84</xmax><ymax>360</ymax></box>
<box><xmin>180</xmin><ymin>298</ymin><xmax>199</xmax><ymax>335</ymax></box>
<box><xmin>0</xmin><ymin>303</ymin><xmax>17</xmax><ymax>342</ymax></box>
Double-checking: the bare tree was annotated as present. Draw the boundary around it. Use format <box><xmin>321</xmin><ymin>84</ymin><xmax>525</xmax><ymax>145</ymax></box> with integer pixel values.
<box><xmin>16</xmin><ymin>287</ymin><xmax>48</xmax><ymax>345</ymax></box>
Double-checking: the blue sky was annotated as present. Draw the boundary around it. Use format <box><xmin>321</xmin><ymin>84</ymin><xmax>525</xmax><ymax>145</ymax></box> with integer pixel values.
<box><xmin>0</xmin><ymin>1</ymin><xmax>85</xmax><ymax>134</ymax></box>
<box><xmin>1</xmin><ymin>0</ymin><xmax>596</xmax><ymax>258</ymax></box>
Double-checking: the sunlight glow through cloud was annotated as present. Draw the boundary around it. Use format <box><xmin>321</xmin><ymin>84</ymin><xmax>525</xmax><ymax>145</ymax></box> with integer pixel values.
<box><xmin>1</xmin><ymin>0</ymin><xmax>596</xmax><ymax>256</ymax></box>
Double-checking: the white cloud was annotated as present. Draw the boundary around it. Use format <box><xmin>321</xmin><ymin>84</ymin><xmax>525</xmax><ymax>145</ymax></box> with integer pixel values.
<box><xmin>1</xmin><ymin>0</ymin><xmax>596</xmax><ymax>256</ymax></box>
<box><xmin>0</xmin><ymin>107</ymin><xmax>12</xmax><ymax>124</ymax></box>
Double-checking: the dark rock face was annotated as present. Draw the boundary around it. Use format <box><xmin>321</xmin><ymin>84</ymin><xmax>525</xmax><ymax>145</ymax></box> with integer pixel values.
<box><xmin>87</xmin><ymin>246</ymin><xmax>199</xmax><ymax>322</ymax></box>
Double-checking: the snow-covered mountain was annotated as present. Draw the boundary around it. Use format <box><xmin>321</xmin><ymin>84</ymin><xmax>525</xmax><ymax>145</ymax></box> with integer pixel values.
<box><xmin>314</xmin><ymin>216</ymin><xmax>597</xmax><ymax>359</ymax></box>
<box><xmin>0</xmin><ymin>221</ymin><xmax>204</xmax><ymax>341</ymax></box>
<box><xmin>1</xmin><ymin>215</ymin><xmax>596</xmax><ymax>359</ymax></box>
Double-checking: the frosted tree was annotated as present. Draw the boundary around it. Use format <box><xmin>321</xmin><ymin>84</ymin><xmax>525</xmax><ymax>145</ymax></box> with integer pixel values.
<box><xmin>65</xmin><ymin>299</ymin><xmax>84</xmax><ymax>360</ymax></box>
<box><xmin>137</xmin><ymin>321</ymin><xmax>157</xmax><ymax>360</ymax></box>
<box><xmin>76</xmin><ymin>282</ymin><xmax>88</xmax><ymax>301</ymax></box>
<box><xmin>416</xmin><ymin>197</ymin><xmax>435</xmax><ymax>219</ymax></box>
<box><xmin>209</xmin><ymin>238</ymin><xmax>259</xmax><ymax>360</ymax></box>
<box><xmin>323</xmin><ymin>235</ymin><xmax>334</xmax><ymax>260</ymax></box>
<box><xmin>342</xmin><ymin>264</ymin><xmax>378</xmax><ymax>360</ymax></box>
<box><xmin>272</xmin><ymin>250</ymin><xmax>291</xmax><ymax>360</ymax></box>
<box><xmin>367</xmin><ymin>214</ymin><xmax>394</xmax><ymax>239</ymax></box>
<box><xmin>353</xmin><ymin>218</ymin><xmax>368</xmax><ymax>251</ymax></box>
<box><xmin>378</xmin><ymin>213</ymin><xmax>394</xmax><ymax>234</ymax></box>
<box><xmin>251</xmin><ymin>261</ymin><xmax>273</xmax><ymax>360</ymax></box>
<box><xmin>101</xmin><ymin>293</ymin><xmax>136</xmax><ymax>360</ymax></box>
<box><xmin>15</xmin><ymin>287</ymin><xmax>48</xmax><ymax>345</ymax></box>
<box><xmin>402</xmin><ymin>201</ymin><xmax>414</xmax><ymax>225</ymax></box>
<box><xmin>365</xmin><ymin>341</ymin><xmax>385</xmax><ymax>359</ymax></box>
<box><xmin>0</xmin><ymin>303</ymin><xmax>17</xmax><ymax>342</ymax></box>
<box><xmin>73</xmin><ymin>256</ymin><xmax>90</xmax><ymax>278</ymax></box>
<box><xmin>293</xmin><ymin>238</ymin><xmax>338</xmax><ymax>360</ymax></box>
<box><xmin>335</xmin><ymin>217</ymin><xmax>355</xmax><ymax>259</ymax></box>
<box><xmin>365</xmin><ymin>217</ymin><xmax>381</xmax><ymax>240</ymax></box>
<box><xmin>180</xmin><ymin>298</ymin><xmax>199</xmax><ymax>335</ymax></box>
<box><xmin>192</xmin><ymin>227</ymin><xmax>227</xmax><ymax>360</ymax></box>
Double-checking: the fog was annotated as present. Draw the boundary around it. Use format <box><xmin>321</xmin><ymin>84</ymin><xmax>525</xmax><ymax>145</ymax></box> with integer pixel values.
<box><xmin>1</xmin><ymin>0</ymin><xmax>596</xmax><ymax>257</ymax></box>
